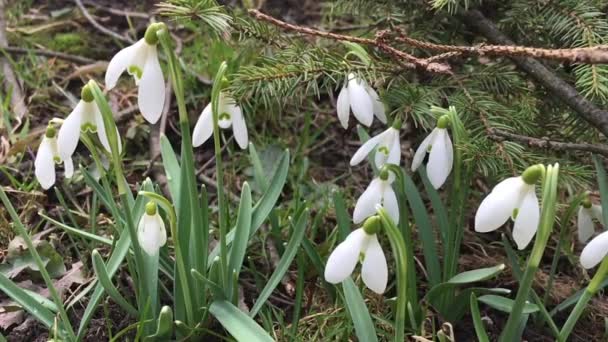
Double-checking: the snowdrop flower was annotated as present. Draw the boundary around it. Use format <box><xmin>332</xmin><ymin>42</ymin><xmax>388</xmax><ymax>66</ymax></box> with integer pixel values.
<box><xmin>336</xmin><ymin>73</ymin><xmax>386</xmax><ymax>129</ymax></box>
<box><xmin>475</xmin><ymin>165</ymin><xmax>544</xmax><ymax>250</ymax></box>
<box><xmin>411</xmin><ymin>115</ymin><xmax>453</xmax><ymax>189</ymax></box>
<box><xmin>192</xmin><ymin>92</ymin><xmax>248</xmax><ymax>149</ymax></box>
<box><xmin>578</xmin><ymin>199</ymin><xmax>604</xmax><ymax>243</ymax></box>
<box><xmin>580</xmin><ymin>230</ymin><xmax>608</xmax><ymax>269</ymax></box>
<box><xmin>324</xmin><ymin>216</ymin><xmax>388</xmax><ymax>294</ymax></box>
<box><xmin>105</xmin><ymin>23</ymin><xmax>165</xmax><ymax>124</ymax></box>
<box><xmin>57</xmin><ymin>85</ymin><xmax>121</xmax><ymax>161</ymax></box>
<box><xmin>353</xmin><ymin>169</ymin><xmax>399</xmax><ymax>224</ymax></box>
<box><xmin>35</xmin><ymin>123</ymin><xmax>74</xmax><ymax>189</ymax></box>
<box><xmin>350</xmin><ymin>120</ymin><xmax>401</xmax><ymax>169</ymax></box>
<box><xmin>138</xmin><ymin>202</ymin><xmax>167</xmax><ymax>256</ymax></box>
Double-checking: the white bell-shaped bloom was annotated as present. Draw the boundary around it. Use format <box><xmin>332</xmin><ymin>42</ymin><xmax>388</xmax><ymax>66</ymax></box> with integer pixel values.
<box><xmin>35</xmin><ymin>125</ymin><xmax>74</xmax><ymax>189</ymax></box>
<box><xmin>336</xmin><ymin>73</ymin><xmax>387</xmax><ymax>129</ymax></box>
<box><xmin>57</xmin><ymin>92</ymin><xmax>122</xmax><ymax>161</ymax></box>
<box><xmin>475</xmin><ymin>165</ymin><xmax>544</xmax><ymax>250</ymax></box>
<box><xmin>138</xmin><ymin>202</ymin><xmax>167</xmax><ymax>256</ymax></box>
<box><xmin>192</xmin><ymin>92</ymin><xmax>248</xmax><ymax>149</ymax></box>
<box><xmin>411</xmin><ymin>116</ymin><xmax>453</xmax><ymax>189</ymax></box>
<box><xmin>578</xmin><ymin>203</ymin><xmax>604</xmax><ymax>243</ymax></box>
<box><xmin>324</xmin><ymin>217</ymin><xmax>388</xmax><ymax>294</ymax></box>
<box><xmin>353</xmin><ymin>171</ymin><xmax>399</xmax><ymax>224</ymax></box>
<box><xmin>105</xmin><ymin>23</ymin><xmax>165</xmax><ymax>124</ymax></box>
<box><xmin>580</xmin><ymin>230</ymin><xmax>608</xmax><ymax>269</ymax></box>
<box><xmin>350</xmin><ymin>122</ymin><xmax>401</xmax><ymax>169</ymax></box>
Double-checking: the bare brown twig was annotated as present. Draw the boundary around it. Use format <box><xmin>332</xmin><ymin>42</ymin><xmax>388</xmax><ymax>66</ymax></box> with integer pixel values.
<box><xmin>1</xmin><ymin>46</ymin><xmax>95</xmax><ymax>64</ymax></box>
<box><xmin>74</xmin><ymin>0</ymin><xmax>135</xmax><ymax>44</ymax></box>
<box><xmin>490</xmin><ymin>130</ymin><xmax>608</xmax><ymax>157</ymax></box>
<box><xmin>0</xmin><ymin>0</ymin><xmax>27</xmax><ymax>125</ymax></box>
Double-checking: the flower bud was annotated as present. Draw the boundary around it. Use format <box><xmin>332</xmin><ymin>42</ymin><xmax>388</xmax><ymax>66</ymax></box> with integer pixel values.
<box><xmin>581</xmin><ymin>196</ymin><xmax>592</xmax><ymax>209</ymax></box>
<box><xmin>145</xmin><ymin>201</ymin><xmax>157</xmax><ymax>216</ymax></box>
<box><xmin>437</xmin><ymin>115</ymin><xmax>450</xmax><ymax>129</ymax></box>
<box><xmin>144</xmin><ymin>22</ymin><xmax>167</xmax><ymax>45</ymax></box>
<box><xmin>521</xmin><ymin>164</ymin><xmax>544</xmax><ymax>185</ymax></box>
<box><xmin>363</xmin><ymin>215</ymin><xmax>382</xmax><ymax>235</ymax></box>
<box><xmin>81</xmin><ymin>84</ymin><xmax>94</xmax><ymax>103</ymax></box>
<box><xmin>391</xmin><ymin>118</ymin><xmax>402</xmax><ymax>130</ymax></box>
<box><xmin>379</xmin><ymin>167</ymin><xmax>390</xmax><ymax>181</ymax></box>
<box><xmin>45</xmin><ymin>125</ymin><xmax>57</xmax><ymax>138</ymax></box>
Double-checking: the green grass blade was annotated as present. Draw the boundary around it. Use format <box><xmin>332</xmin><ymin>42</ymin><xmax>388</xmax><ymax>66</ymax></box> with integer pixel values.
<box><xmin>209</xmin><ymin>300</ymin><xmax>274</xmax><ymax>342</ymax></box>
<box><xmin>470</xmin><ymin>294</ymin><xmax>490</xmax><ymax>342</ymax></box>
<box><xmin>91</xmin><ymin>250</ymin><xmax>138</xmax><ymax>317</ymax></box>
<box><xmin>160</xmin><ymin>134</ymin><xmax>181</xmax><ymax>206</ymax></box>
<box><xmin>250</xmin><ymin>209</ymin><xmax>309</xmax><ymax>317</ymax></box>
<box><xmin>41</xmin><ymin>213</ymin><xmax>113</xmax><ymax>245</ymax></box>
<box><xmin>342</xmin><ymin>278</ymin><xmax>379</xmax><ymax>342</ymax></box>
<box><xmin>0</xmin><ymin>272</ymin><xmax>55</xmax><ymax>328</ymax></box>
<box><xmin>419</xmin><ymin>166</ymin><xmax>450</xmax><ymax>252</ymax></box>
<box><xmin>593</xmin><ymin>156</ymin><xmax>608</xmax><ymax>225</ymax></box>
<box><xmin>332</xmin><ymin>190</ymin><xmax>351</xmax><ymax>241</ymax></box>
<box><xmin>229</xmin><ymin>183</ymin><xmax>253</xmax><ymax>297</ymax></box>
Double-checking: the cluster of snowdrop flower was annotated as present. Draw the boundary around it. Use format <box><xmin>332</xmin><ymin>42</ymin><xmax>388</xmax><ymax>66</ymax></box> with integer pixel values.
<box><xmin>34</xmin><ymin>23</ymin><xmax>248</xmax><ymax>257</ymax></box>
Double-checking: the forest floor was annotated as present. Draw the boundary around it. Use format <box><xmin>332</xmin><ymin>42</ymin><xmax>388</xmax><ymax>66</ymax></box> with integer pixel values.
<box><xmin>0</xmin><ymin>1</ymin><xmax>607</xmax><ymax>341</ymax></box>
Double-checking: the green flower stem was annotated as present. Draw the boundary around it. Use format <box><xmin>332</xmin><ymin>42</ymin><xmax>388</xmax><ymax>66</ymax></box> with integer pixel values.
<box><xmin>156</xmin><ymin>25</ymin><xmax>197</xmax><ymax>324</ymax></box>
<box><xmin>210</xmin><ymin>62</ymin><xmax>229</xmax><ymax>289</ymax></box>
<box><xmin>377</xmin><ymin>208</ymin><xmax>408</xmax><ymax>342</ymax></box>
<box><xmin>500</xmin><ymin>164</ymin><xmax>559</xmax><ymax>342</ymax></box>
<box><xmin>559</xmin><ymin>257</ymin><xmax>608</xmax><ymax>341</ymax></box>
<box><xmin>0</xmin><ymin>187</ymin><xmax>77</xmax><ymax>341</ymax></box>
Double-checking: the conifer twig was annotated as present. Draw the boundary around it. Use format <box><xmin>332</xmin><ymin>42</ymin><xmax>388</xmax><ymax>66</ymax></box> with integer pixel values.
<box><xmin>248</xmin><ymin>10</ymin><xmax>452</xmax><ymax>74</ymax></box>
<box><xmin>490</xmin><ymin>129</ymin><xmax>608</xmax><ymax>157</ymax></box>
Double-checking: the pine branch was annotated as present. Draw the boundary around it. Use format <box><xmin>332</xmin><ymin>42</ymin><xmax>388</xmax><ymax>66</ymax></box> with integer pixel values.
<box><xmin>490</xmin><ymin>129</ymin><xmax>608</xmax><ymax>157</ymax></box>
<box><xmin>462</xmin><ymin>9</ymin><xmax>608</xmax><ymax>138</ymax></box>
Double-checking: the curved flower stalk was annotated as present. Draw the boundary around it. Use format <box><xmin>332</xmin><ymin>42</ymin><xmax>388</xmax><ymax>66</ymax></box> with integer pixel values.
<box><xmin>138</xmin><ymin>202</ymin><xmax>167</xmax><ymax>256</ymax></box>
<box><xmin>57</xmin><ymin>84</ymin><xmax>122</xmax><ymax>161</ymax></box>
<box><xmin>350</xmin><ymin>119</ymin><xmax>401</xmax><ymax>169</ymax></box>
<box><xmin>192</xmin><ymin>91</ymin><xmax>248</xmax><ymax>149</ymax></box>
<box><xmin>336</xmin><ymin>73</ymin><xmax>387</xmax><ymax>129</ymax></box>
<box><xmin>35</xmin><ymin>123</ymin><xmax>74</xmax><ymax>189</ymax></box>
<box><xmin>475</xmin><ymin>165</ymin><xmax>544</xmax><ymax>250</ymax></box>
<box><xmin>353</xmin><ymin>168</ymin><xmax>399</xmax><ymax>224</ymax></box>
<box><xmin>105</xmin><ymin>23</ymin><xmax>166</xmax><ymax>124</ymax></box>
<box><xmin>324</xmin><ymin>216</ymin><xmax>388</xmax><ymax>294</ymax></box>
<box><xmin>411</xmin><ymin>115</ymin><xmax>453</xmax><ymax>189</ymax></box>
<box><xmin>577</xmin><ymin>199</ymin><xmax>604</xmax><ymax>243</ymax></box>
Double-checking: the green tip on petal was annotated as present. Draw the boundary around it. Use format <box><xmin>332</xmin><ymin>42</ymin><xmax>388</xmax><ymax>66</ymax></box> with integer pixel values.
<box><xmin>145</xmin><ymin>201</ymin><xmax>157</xmax><ymax>216</ymax></box>
<box><xmin>379</xmin><ymin>167</ymin><xmax>390</xmax><ymax>181</ymax></box>
<box><xmin>45</xmin><ymin>125</ymin><xmax>57</xmax><ymax>138</ymax></box>
<box><xmin>81</xmin><ymin>84</ymin><xmax>94</xmax><ymax>103</ymax></box>
<box><xmin>391</xmin><ymin>118</ymin><xmax>402</xmax><ymax>130</ymax></box>
<box><xmin>521</xmin><ymin>164</ymin><xmax>545</xmax><ymax>185</ymax></box>
<box><xmin>363</xmin><ymin>215</ymin><xmax>382</xmax><ymax>235</ymax></box>
<box><xmin>437</xmin><ymin>115</ymin><xmax>450</xmax><ymax>129</ymax></box>
<box><xmin>144</xmin><ymin>22</ymin><xmax>167</xmax><ymax>45</ymax></box>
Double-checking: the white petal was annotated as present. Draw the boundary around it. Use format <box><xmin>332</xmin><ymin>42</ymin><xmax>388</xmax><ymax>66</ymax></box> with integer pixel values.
<box><xmin>63</xmin><ymin>157</ymin><xmax>74</xmax><ymax>179</ymax></box>
<box><xmin>324</xmin><ymin>229</ymin><xmax>367</xmax><ymax>284</ymax></box>
<box><xmin>350</xmin><ymin>130</ymin><xmax>385</xmax><ymax>166</ymax></box>
<box><xmin>353</xmin><ymin>179</ymin><xmax>383</xmax><ymax>224</ymax></box>
<box><xmin>386</xmin><ymin>129</ymin><xmax>401</xmax><ymax>166</ymax></box>
<box><xmin>580</xmin><ymin>230</ymin><xmax>608</xmax><ymax>269</ymax></box>
<box><xmin>578</xmin><ymin>207</ymin><xmax>595</xmax><ymax>244</ymax></box>
<box><xmin>347</xmin><ymin>77</ymin><xmax>373</xmax><ymax>127</ymax></box>
<box><xmin>192</xmin><ymin>103</ymin><xmax>213</xmax><ymax>147</ymax></box>
<box><xmin>138</xmin><ymin>47</ymin><xmax>165</xmax><ymax>124</ymax></box>
<box><xmin>57</xmin><ymin>101</ymin><xmax>84</xmax><ymax>160</ymax></box>
<box><xmin>35</xmin><ymin>137</ymin><xmax>56</xmax><ymax>190</ymax></box>
<box><xmin>336</xmin><ymin>87</ymin><xmax>350</xmax><ymax>129</ymax></box>
<box><xmin>138</xmin><ymin>214</ymin><xmax>163</xmax><ymax>255</ymax></box>
<box><xmin>475</xmin><ymin>177</ymin><xmax>525</xmax><ymax>233</ymax></box>
<box><xmin>512</xmin><ymin>187</ymin><xmax>540</xmax><ymax>250</ymax></box>
<box><xmin>591</xmin><ymin>204</ymin><xmax>604</xmax><ymax>226</ymax></box>
<box><xmin>361</xmin><ymin>235</ymin><xmax>388</xmax><ymax>294</ymax></box>
<box><xmin>411</xmin><ymin>129</ymin><xmax>436</xmax><ymax>171</ymax></box>
<box><xmin>157</xmin><ymin>215</ymin><xmax>167</xmax><ymax>246</ymax></box>
<box><xmin>365</xmin><ymin>86</ymin><xmax>387</xmax><ymax>124</ymax></box>
<box><xmin>382</xmin><ymin>185</ymin><xmax>399</xmax><ymax>224</ymax></box>
<box><xmin>93</xmin><ymin>104</ymin><xmax>121</xmax><ymax>154</ymax></box>
<box><xmin>228</xmin><ymin>102</ymin><xmax>248</xmax><ymax>149</ymax></box>
<box><xmin>105</xmin><ymin>40</ymin><xmax>141</xmax><ymax>89</ymax></box>
<box><xmin>427</xmin><ymin>129</ymin><xmax>453</xmax><ymax>189</ymax></box>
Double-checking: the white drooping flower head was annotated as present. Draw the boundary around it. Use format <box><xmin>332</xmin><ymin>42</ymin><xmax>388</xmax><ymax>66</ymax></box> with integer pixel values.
<box><xmin>580</xmin><ymin>230</ymin><xmax>608</xmax><ymax>269</ymax></box>
<box><xmin>353</xmin><ymin>168</ymin><xmax>399</xmax><ymax>225</ymax></box>
<box><xmin>578</xmin><ymin>198</ymin><xmax>604</xmax><ymax>244</ymax></box>
<box><xmin>336</xmin><ymin>73</ymin><xmax>387</xmax><ymax>129</ymax></box>
<box><xmin>35</xmin><ymin>122</ymin><xmax>74</xmax><ymax>190</ymax></box>
<box><xmin>475</xmin><ymin>165</ymin><xmax>544</xmax><ymax>250</ymax></box>
<box><xmin>350</xmin><ymin>120</ymin><xmax>401</xmax><ymax>169</ymax></box>
<box><xmin>411</xmin><ymin>115</ymin><xmax>453</xmax><ymax>189</ymax></box>
<box><xmin>192</xmin><ymin>91</ymin><xmax>248</xmax><ymax>149</ymax></box>
<box><xmin>138</xmin><ymin>202</ymin><xmax>167</xmax><ymax>256</ymax></box>
<box><xmin>105</xmin><ymin>23</ymin><xmax>166</xmax><ymax>124</ymax></box>
<box><xmin>324</xmin><ymin>216</ymin><xmax>388</xmax><ymax>294</ymax></box>
<box><xmin>57</xmin><ymin>84</ymin><xmax>122</xmax><ymax>162</ymax></box>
